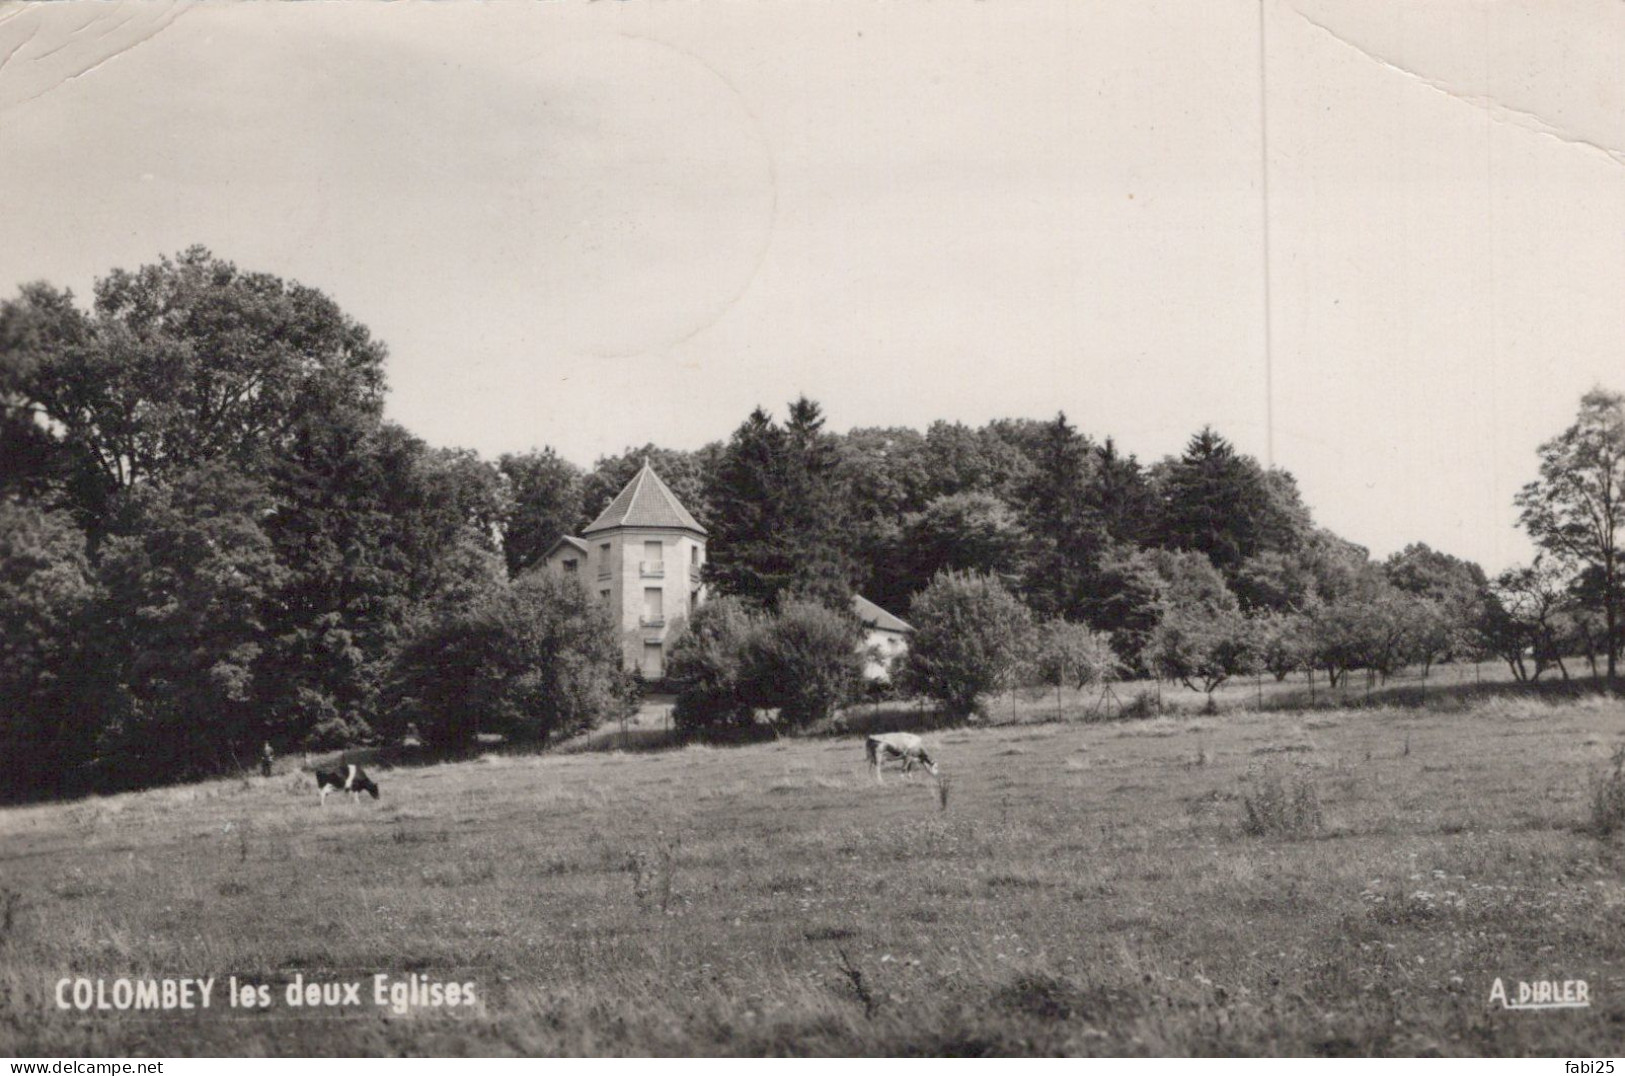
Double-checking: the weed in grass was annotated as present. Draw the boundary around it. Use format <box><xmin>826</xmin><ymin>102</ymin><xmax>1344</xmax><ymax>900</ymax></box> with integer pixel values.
<box><xmin>935</xmin><ymin>775</ymin><xmax>951</xmax><ymax>812</ymax></box>
<box><xmin>0</xmin><ymin>888</ymin><xmax>18</xmax><ymax>948</ymax></box>
<box><xmin>833</xmin><ymin>947</ymin><xmax>879</xmax><ymax>1019</ymax></box>
<box><xmin>419</xmin><ymin>859</ymin><xmax>497</xmax><ymax>887</ymax></box>
<box><xmin>1587</xmin><ymin>745</ymin><xmax>1625</xmax><ymax>838</ymax></box>
<box><xmin>626</xmin><ymin>835</ymin><xmax>681</xmax><ymax>914</ymax></box>
<box><xmin>1241</xmin><ymin>766</ymin><xmax>1323</xmax><ymax>838</ymax></box>
<box><xmin>994</xmin><ymin>973</ymin><xmax>1083</xmax><ymax>1020</ymax></box>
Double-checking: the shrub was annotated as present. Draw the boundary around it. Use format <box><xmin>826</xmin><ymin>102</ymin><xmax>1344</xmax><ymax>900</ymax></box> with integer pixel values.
<box><xmin>1241</xmin><ymin>766</ymin><xmax>1323</xmax><ymax>837</ymax></box>
<box><xmin>1589</xmin><ymin>745</ymin><xmax>1625</xmax><ymax>838</ymax></box>
<box><xmin>666</xmin><ymin>597</ymin><xmax>759</xmax><ymax>732</ymax></box>
<box><xmin>743</xmin><ymin>599</ymin><xmax>864</xmax><ymax>728</ymax></box>
<box><xmin>384</xmin><ymin>571</ymin><xmax>629</xmax><ymax>748</ymax></box>
<box><xmin>904</xmin><ymin>570</ymin><xmax>1034</xmax><ymax>719</ymax></box>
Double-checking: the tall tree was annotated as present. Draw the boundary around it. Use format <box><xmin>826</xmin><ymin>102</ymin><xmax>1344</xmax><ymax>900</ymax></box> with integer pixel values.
<box><xmin>259</xmin><ymin>414</ymin><xmax>504</xmax><ymax>746</ymax></box>
<box><xmin>96</xmin><ymin>464</ymin><xmax>289</xmax><ymax>781</ymax></box>
<box><xmin>920</xmin><ymin>420</ymin><xmax>1034</xmax><ymax>502</ymax></box>
<box><xmin>1515</xmin><ymin>387</ymin><xmax>1625</xmax><ymax>681</ymax></box>
<box><xmin>1089</xmin><ymin>437</ymin><xmax>1156</xmax><ymax>547</ymax></box>
<box><xmin>0</xmin><ymin>504</ymin><xmax>99</xmax><ymax>798</ymax></box>
<box><xmin>1152</xmin><ymin>426</ymin><xmax>1303</xmax><ymax>573</ymax></box>
<box><xmin>1016</xmin><ymin>412</ymin><xmax>1106</xmax><ymax>620</ymax></box>
<box><xmin>705</xmin><ymin>398</ymin><xmax>856</xmax><ymax>609</ymax></box>
<box><xmin>0</xmin><ymin>248</ymin><xmax>387</xmax><ymax>535</ymax></box>
<box><xmin>898</xmin><ymin>491</ymin><xmax>1028</xmax><ymax>599</ymax></box>
<box><xmin>837</xmin><ymin>426</ymin><xmax>931</xmax><ymax>608</ymax></box>
<box><xmin>497</xmin><ymin>448</ymin><xmax>585</xmax><ymax>576</ymax></box>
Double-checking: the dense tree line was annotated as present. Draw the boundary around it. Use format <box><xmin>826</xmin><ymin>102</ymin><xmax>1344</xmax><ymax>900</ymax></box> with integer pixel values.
<box><xmin>0</xmin><ymin>250</ymin><xmax>633</xmax><ymax>797</ymax></box>
<box><xmin>4</xmin><ymin>248</ymin><xmax>1618</xmax><ymax>795</ymax></box>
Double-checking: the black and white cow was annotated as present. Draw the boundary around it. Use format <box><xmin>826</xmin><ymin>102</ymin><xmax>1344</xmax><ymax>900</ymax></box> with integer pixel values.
<box><xmin>865</xmin><ymin>733</ymin><xmax>939</xmax><ymax>783</ymax></box>
<box><xmin>315</xmin><ymin>763</ymin><xmax>379</xmax><ymax>805</ymax></box>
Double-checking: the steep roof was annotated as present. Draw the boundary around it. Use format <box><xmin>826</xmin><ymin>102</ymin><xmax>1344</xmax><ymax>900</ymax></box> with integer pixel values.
<box><xmin>582</xmin><ymin>462</ymin><xmax>706</xmax><ymax>536</ymax></box>
<box><xmin>853</xmin><ymin>594</ymin><xmax>913</xmax><ymax>634</ymax></box>
<box><xmin>543</xmin><ymin>535</ymin><xmax>590</xmax><ymax>561</ymax></box>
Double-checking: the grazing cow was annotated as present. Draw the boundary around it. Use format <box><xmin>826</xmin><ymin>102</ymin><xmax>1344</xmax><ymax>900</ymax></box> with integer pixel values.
<box><xmin>866</xmin><ymin>732</ymin><xmax>939</xmax><ymax>783</ymax></box>
<box><xmin>315</xmin><ymin>762</ymin><xmax>379</xmax><ymax>805</ymax></box>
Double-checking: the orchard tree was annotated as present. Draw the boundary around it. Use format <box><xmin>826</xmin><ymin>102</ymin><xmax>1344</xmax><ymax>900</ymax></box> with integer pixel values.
<box><xmin>1515</xmin><ymin>388</ymin><xmax>1625</xmax><ymax>681</ymax></box>
<box><xmin>1030</xmin><ymin>620</ymin><xmax>1120</xmax><ymax>719</ymax></box>
<box><xmin>1143</xmin><ymin>551</ymin><xmax>1258</xmax><ymax>703</ymax></box>
<box><xmin>1489</xmin><ymin>558</ymin><xmax>1576</xmax><ymax>681</ymax></box>
<box><xmin>1255</xmin><ymin>610</ymin><xmax>1311</xmax><ymax>681</ymax></box>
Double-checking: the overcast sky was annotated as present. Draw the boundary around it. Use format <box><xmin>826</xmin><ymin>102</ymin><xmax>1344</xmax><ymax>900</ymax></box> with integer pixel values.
<box><xmin>2</xmin><ymin>0</ymin><xmax>1622</xmax><ymax>574</ymax></box>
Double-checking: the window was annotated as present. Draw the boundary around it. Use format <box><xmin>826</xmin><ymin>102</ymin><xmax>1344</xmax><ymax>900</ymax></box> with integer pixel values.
<box><xmin>642</xmin><ymin>587</ymin><xmax>664</xmax><ymax>627</ymax></box>
<box><xmin>640</xmin><ymin>539</ymin><xmax>665</xmax><ymax>577</ymax></box>
<box><xmin>562</xmin><ymin>558</ymin><xmax>577</xmax><ymax>573</ymax></box>
<box><xmin>598</xmin><ymin>543</ymin><xmax>612</xmax><ymax>579</ymax></box>
<box><xmin>642</xmin><ymin>642</ymin><xmax>663</xmax><ymax>679</ymax></box>
<box><xmin>600</xmin><ymin>589</ymin><xmax>611</xmax><ymax>604</ymax></box>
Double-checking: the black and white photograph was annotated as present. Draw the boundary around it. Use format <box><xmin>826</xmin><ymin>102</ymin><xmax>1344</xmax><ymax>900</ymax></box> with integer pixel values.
<box><xmin>2</xmin><ymin>0</ymin><xmax>1624</xmax><ymax>1060</ymax></box>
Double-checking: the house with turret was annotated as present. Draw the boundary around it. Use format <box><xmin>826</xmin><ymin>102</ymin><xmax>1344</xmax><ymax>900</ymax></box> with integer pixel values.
<box><xmin>542</xmin><ymin>462</ymin><xmax>706</xmax><ymax>679</ymax></box>
<box><xmin>542</xmin><ymin>460</ymin><xmax>914</xmax><ymax>685</ymax></box>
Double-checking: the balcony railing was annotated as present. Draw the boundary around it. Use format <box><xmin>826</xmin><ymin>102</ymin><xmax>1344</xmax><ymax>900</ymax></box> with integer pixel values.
<box><xmin>639</xmin><ymin>615</ymin><xmax>666</xmax><ymax>628</ymax></box>
<box><xmin>640</xmin><ymin>561</ymin><xmax>665</xmax><ymax>578</ymax></box>
<box><xmin>597</xmin><ymin>566</ymin><xmax>612</xmax><ymax>580</ymax></box>
<box><xmin>689</xmin><ymin>564</ymin><xmax>703</xmax><ymax>583</ymax></box>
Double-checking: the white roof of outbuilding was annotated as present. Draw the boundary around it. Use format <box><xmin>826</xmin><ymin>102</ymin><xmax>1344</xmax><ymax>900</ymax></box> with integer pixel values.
<box><xmin>853</xmin><ymin>594</ymin><xmax>913</xmax><ymax>634</ymax></box>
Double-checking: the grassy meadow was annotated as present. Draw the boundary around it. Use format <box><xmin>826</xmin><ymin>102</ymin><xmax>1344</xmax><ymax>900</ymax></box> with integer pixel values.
<box><xmin>5</xmin><ymin>685</ymin><xmax>1625</xmax><ymax>1056</ymax></box>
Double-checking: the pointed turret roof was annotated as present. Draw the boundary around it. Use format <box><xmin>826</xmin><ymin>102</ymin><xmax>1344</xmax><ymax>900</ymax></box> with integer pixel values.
<box><xmin>582</xmin><ymin>461</ymin><xmax>706</xmax><ymax>536</ymax></box>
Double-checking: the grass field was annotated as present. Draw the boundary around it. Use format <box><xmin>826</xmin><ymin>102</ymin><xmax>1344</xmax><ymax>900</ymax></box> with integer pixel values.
<box><xmin>5</xmin><ymin>689</ymin><xmax>1625</xmax><ymax>1056</ymax></box>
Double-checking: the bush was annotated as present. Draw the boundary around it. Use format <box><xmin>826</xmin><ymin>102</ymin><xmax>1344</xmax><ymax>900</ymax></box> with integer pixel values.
<box><xmin>1241</xmin><ymin>766</ymin><xmax>1323</xmax><ymax>837</ymax></box>
<box><xmin>384</xmin><ymin>572</ymin><xmax>629</xmax><ymax>749</ymax></box>
<box><xmin>666</xmin><ymin>597</ymin><xmax>759</xmax><ymax>732</ymax></box>
<box><xmin>904</xmin><ymin>570</ymin><xmax>1034</xmax><ymax>719</ymax></box>
<box><xmin>743</xmin><ymin>599</ymin><xmax>864</xmax><ymax>728</ymax></box>
<box><xmin>1589</xmin><ymin>746</ymin><xmax>1625</xmax><ymax>838</ymax></box>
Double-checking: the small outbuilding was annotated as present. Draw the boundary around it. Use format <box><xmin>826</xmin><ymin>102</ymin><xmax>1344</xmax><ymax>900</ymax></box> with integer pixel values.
<box><xmin>853</xmin><ymin>593</ymin><xmax>913</xmax><ymax>683</ymax></box>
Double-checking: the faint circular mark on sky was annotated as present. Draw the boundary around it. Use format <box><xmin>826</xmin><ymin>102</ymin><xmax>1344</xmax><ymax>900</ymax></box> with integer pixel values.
<box><xmin>518</xmin><ymin>33</ymin><xmax>777</xmax><ymax>361</ymax></box>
